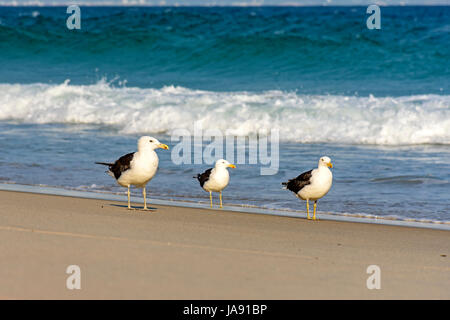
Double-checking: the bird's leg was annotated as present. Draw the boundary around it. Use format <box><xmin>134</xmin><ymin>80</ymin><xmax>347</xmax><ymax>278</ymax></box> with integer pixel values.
<box><xmin>143</xmin><ymin>187</ymin><xmax>148</xmax><ymax>210</ymax></box>
<box><xmin>127</xmin><ymin>186</ymin><xmax>132</xmax><ymax>210</ymax></box>
<box><xmin>219</xmin><ymin>191</ymin><xmax>223</xmax><ymax>209</ymax></box>
<box><xmin>209</xmin><ymin>191</ymin><xmax>213</xmax><ymax>208</ymax></box>
<box><xmin>306</xmin><ymin>199</ymin><xmax>310</xmax><ymax>220</ymax></box>
<box><xmin>313</xmin><ymin>200</ymin><xmax>318</xmax><ymax>221</ymax></box>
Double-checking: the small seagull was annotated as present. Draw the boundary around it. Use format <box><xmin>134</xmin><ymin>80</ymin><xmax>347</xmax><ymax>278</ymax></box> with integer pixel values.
<box><xmin>282</xmin><ymin>156</ymin><xmax>333</xmax><ymax>220</ymax></box>
<box><xmin>96</xmin><ymin>136</ymin><xmax>169</xmax><ymax>210</ymax></box>
<box><xmin>194</xmin><ymin>159</ymin><xmax>236</xmax><ymax>208</ymax></box>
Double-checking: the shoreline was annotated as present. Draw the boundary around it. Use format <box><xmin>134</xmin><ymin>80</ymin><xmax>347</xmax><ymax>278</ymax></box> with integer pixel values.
<box><xmin>0</xmin><ymin>189</ymin><xmax>448</xmax><ymax>299</ymax></box>
<box><xmin>0</xmin><ymin>182</ymin><xmax>449</xmax><ymax>231</ymax></box>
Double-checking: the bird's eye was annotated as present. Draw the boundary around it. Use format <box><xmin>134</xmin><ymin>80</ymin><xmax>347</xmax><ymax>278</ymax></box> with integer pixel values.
<box><xmin>149</xmin><ymin>140</ymin><xmax>153</xmax><ymax>143</ymax></box>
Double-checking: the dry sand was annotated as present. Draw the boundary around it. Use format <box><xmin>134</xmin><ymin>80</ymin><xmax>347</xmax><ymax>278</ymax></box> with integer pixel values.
<box><xmin>0</xmin><ymin>190</ymin><xmax>448</xmax><ymax>299</ymax></box>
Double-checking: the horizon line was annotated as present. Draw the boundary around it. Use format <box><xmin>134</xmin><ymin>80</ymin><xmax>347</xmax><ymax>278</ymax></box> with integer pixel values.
<box><xmin>0</xmin><ymin>3</ymin><xmax>448</xmax><ymax>7</ymax></box>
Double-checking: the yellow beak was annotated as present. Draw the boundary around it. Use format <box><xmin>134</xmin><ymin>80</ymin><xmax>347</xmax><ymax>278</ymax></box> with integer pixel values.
<box><xmin>228</xmin><ymin>164</ymin><xmax>236</xmax><ymax>169</ymax></box>
<box><xmin>327</xmin><ymin>162</ymin><xmax>333</xmax><ymax>168</ymax></box>
<box><xmin>158</xmin><ymin>143</ymin><xmax>169</xmax><ymax>150</ymax></box>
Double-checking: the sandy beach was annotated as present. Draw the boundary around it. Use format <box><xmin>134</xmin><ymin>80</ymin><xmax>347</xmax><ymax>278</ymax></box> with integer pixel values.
<box><xmin>0</xmin><ymin>189</ymin><xmax>448</xmax><ymax>299</ymax></box>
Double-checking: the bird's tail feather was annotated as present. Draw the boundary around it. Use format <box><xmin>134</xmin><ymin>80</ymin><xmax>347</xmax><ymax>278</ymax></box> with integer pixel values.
<box><xmin>95</xmin><ymin>162</ymin><xmax>114</xmax><ymax>177</ymax></box>
<box><xmin>95</xmin><ymin>162</ymin><xmax>113</xmax><ymax>166</ymax></box>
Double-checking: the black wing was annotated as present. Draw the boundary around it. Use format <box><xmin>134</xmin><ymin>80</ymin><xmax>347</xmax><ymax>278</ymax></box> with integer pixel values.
<box><xmin>96</xmin><ymin>152</ymin><xmax>134</xmax><ymax>180</ymax></box>
<box><xmin>194</xmin><ymin>168</ymin><xmax>213</xmax><ymax>188</ymax></box>
<box><xmin>282</xmin><ymin>170</ymin><xmax>313</xmax><ymax>194</ymax></box>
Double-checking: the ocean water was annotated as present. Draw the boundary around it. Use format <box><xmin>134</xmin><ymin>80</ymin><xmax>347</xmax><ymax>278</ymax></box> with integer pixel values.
<box><xmin>0</xmin><ymin>6</ymin><xmax>449</xmax><ymax>222</ymax></box>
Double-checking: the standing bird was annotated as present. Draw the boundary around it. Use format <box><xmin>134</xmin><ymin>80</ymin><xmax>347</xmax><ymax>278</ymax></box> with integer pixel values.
<box><xmin>96</xmin><ymin>136</ymin><xmax>169</xmax><ymax>210</ymax></box>
<box><xmin>194</xmin><ymin>159</ymin><xmax>236</xmax><ymax>208</ymax></box>
<box><xmin>282</xmin><ymin>156</ymin><xmax>333</xmax><ymax>220</ymax></box>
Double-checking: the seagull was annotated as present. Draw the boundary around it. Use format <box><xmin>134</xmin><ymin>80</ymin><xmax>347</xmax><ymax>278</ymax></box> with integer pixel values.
<box><xmin>194</xmin><ymin>159</ymin><xmax>236</xmax><ymax>208</ymax></box>
<box><xmin>282</xmin><ymin>156</ymin><xmax>333</xmax><ymax>220</ymax></box>
<box><xmin>96</xmin><ymin>136</ymin><xmax>169</xmax><ymax>210</ymax></box>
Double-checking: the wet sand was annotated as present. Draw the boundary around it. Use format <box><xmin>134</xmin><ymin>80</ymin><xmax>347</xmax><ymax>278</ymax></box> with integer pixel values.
<box><xmin>0</xmin><ymin>190</ymin><xmax>448</xmax><ymax>299</ymax></box>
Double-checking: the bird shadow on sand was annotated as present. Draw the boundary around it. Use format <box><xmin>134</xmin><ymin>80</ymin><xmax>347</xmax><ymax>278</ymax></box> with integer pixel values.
<box><xmin>108</xmin><ymin>204</ymin><xmax>158</xmax><ymax>211</ymax></box>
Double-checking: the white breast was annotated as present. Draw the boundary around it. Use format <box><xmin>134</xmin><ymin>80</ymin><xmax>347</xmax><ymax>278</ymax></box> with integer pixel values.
<box><xmin>203</xmin><ymin>167</ymin><xmax>230</xmax><ymax>192</ymax></box>
<box><xmin>298</xmin><ymin>167</ymin><xmax>333</xmax><ymax>201</ymax></box>
<box><xmin>117</xmin><ymin>150</ymin><xmax>159</xmax><ymax>187</ymax></box>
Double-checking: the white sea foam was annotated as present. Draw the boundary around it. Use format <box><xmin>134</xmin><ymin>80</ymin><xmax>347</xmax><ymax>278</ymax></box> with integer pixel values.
<box><xmin>0</xmin><ymin>81</ymin><xmax>449</xmax><ymax>145</ymax></box>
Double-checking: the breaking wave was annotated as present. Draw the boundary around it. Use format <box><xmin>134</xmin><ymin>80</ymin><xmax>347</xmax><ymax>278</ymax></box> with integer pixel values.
<box><xmin>0</xmin><ymin>81</ymin><xmax>449</xmax><ymax>145</ymax></box>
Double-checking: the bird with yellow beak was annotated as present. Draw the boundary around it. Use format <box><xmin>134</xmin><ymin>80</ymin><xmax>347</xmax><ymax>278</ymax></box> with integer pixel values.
<box><xmin>195</xmin><ymin>159</ymin><xmax>236</xmax><ymax>208</ymax></box>
<box><xmin>96</xmin><ymin>136</ymin><xmax>169</xmax><ymax>210</ymax></box>
<box><xmin>282</xmin><ymin>156</ymin><xmax>333</xmax><ymax>220</ymax></box>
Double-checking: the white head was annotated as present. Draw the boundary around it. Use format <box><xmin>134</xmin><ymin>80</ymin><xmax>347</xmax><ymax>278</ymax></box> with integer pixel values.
<box><xmin>137</xmin><ymin>136</ymin><xmax>169</xmax><ymax>152</ymax></box>
<box><xmin>214</xmin><ymin>159</ymin><xmax>236</xmax><ymax>169</ymax></box>
<box><xmin>318</xmin><ymin>156</ymin><xmax>333</xmax><ymax>168</ymax></box>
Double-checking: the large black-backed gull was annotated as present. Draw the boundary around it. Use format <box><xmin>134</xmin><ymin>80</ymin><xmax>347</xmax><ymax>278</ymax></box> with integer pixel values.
<box><xmin>194</xmin><ymin>159</ymin><xmax>236</xmax><ymax>208</ymax></box>
<box><xmin>282</xmin><ymin>156</ymin><xmax>333</xmax><ymax>220</ymax></box>
<box><xmin>96</xmin><ymin>136</ymin><xmax>169</xmax><ymax>210</ymax></box>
